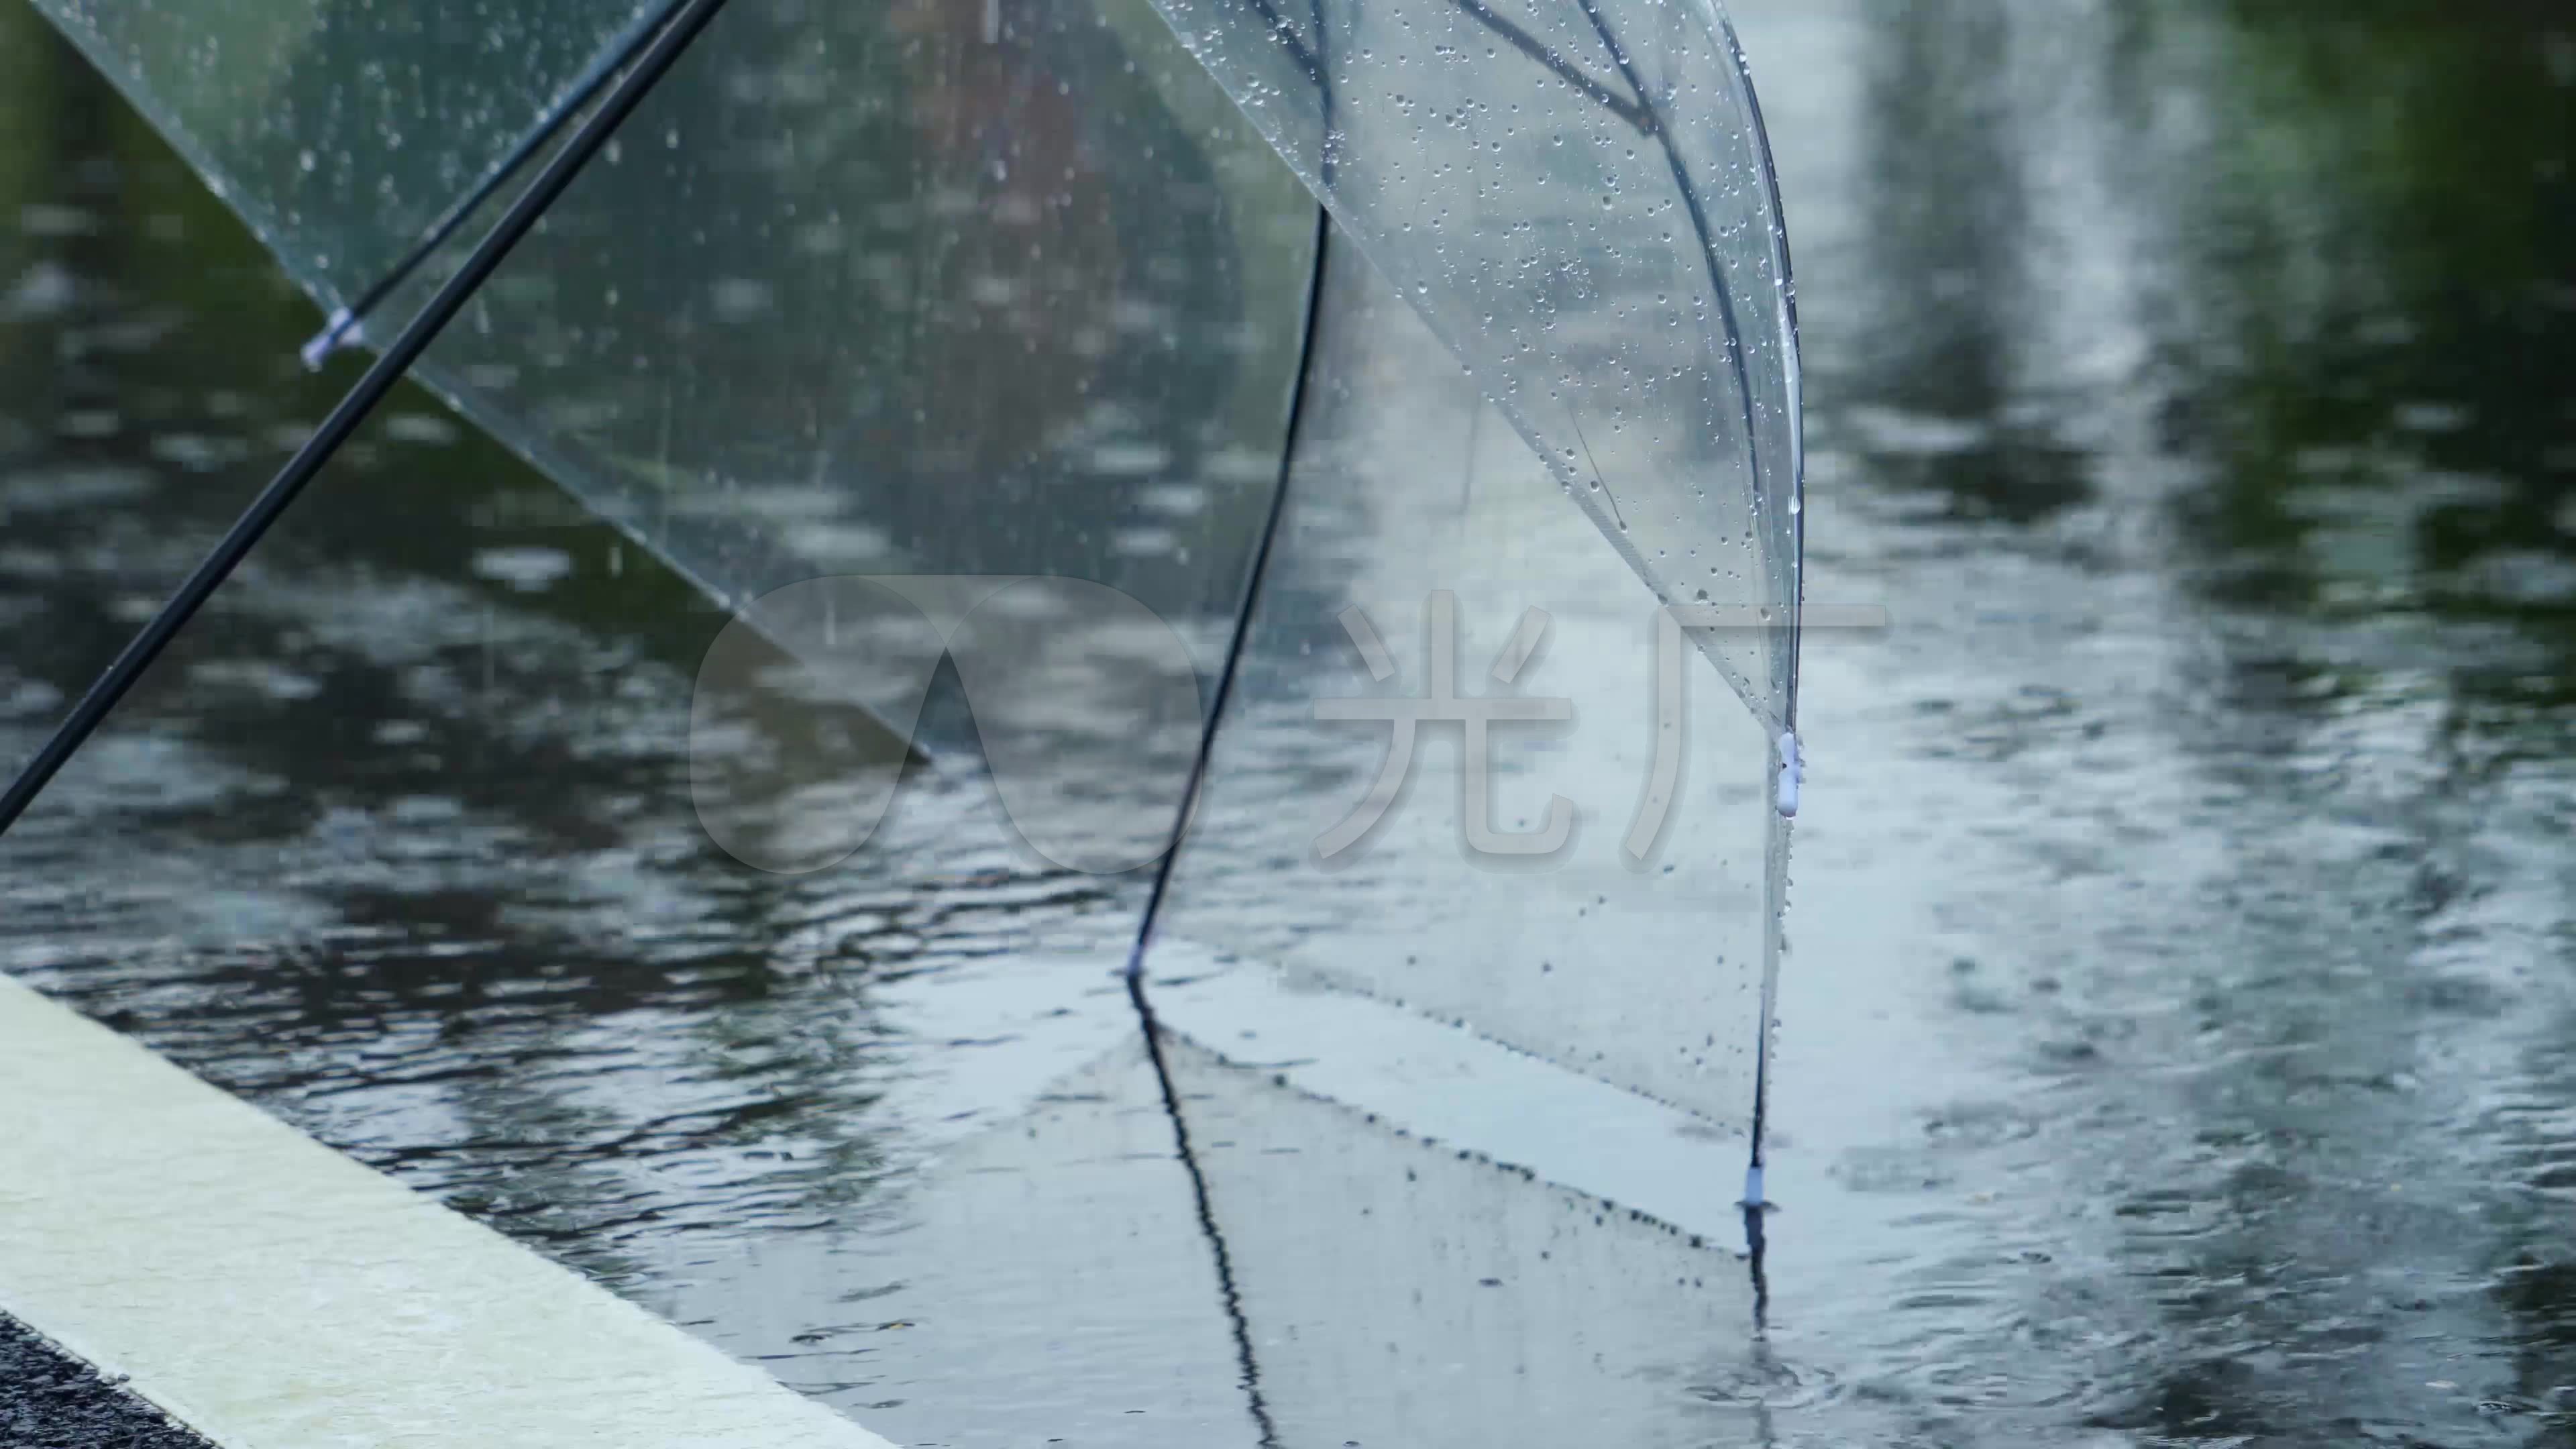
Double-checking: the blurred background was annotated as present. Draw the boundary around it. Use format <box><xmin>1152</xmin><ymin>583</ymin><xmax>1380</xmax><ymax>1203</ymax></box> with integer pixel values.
<box><xmin>2</xmin><ymin>0</ymin><xmax>2573</xmax><ymax>1444</ymax></box>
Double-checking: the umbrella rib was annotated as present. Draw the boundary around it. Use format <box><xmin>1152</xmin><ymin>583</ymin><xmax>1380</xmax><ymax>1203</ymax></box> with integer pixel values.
<box><xmin>1312</xmin><ymin>0</ymin><xmax>1339</xmax><ymax>189</ymax></box>
<box><xmin>301</xmin><ymin>0</ymin><xmax>694</xmax><ymax>369</ymax></box>
<box><xmin>1567</xmin><ymin>0</ymin><xmax>1766</xmax><ymax>544</ymax></box>
<box><xmin>1450</xmin><ymin>0</ymin><xmax>1652</xmax><ymax>135</ymax></box>
<box><xmin>0</xmin><ymin>0</ymin><xmax>739</xmax><ymax>841</ymax></box>
<box><xmin>1119</xmin><ymin>206</ymin><xmax>1332</xmax><ymax>985</ymax></box>
<box><xmin>1242</xmin><ymin>0</ymin><xmax>1327</xmax><ymax>83</ymax></box>
<box><xmin>1725</xmin><ymin>13</ymin><xmax>1804</xmax><ymax>724</ymax></box>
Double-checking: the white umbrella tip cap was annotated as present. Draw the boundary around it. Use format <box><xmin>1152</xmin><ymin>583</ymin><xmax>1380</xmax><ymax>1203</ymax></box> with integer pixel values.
<box><xmin>1775</xmin><ymin>731</ymin><xmax>1801</xmax><ymax>818</ymax></box>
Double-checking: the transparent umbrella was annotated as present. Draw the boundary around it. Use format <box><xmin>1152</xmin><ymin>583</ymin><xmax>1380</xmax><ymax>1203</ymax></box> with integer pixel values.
<box><xmin>12</xmin><ymin>0</ymin><xmax>1804</xmax><ymax>1438</ymax></box>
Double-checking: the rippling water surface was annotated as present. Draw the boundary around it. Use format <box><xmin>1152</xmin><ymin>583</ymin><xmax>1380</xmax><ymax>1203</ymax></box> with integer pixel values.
<box><xmin>4</xmin><ymin>1</ymin><xmax>2575</xmax><ymax>1444</ymax></box>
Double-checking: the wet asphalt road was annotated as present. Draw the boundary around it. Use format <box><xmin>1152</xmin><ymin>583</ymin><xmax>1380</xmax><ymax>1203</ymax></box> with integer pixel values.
<box><xmin>0</xmin><ymin>1315</ymin><xmax>211</xmax><ymax>1449</ymax></box>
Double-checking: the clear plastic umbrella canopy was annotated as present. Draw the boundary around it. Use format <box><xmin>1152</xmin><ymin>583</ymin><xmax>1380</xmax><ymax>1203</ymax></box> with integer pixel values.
<box><xmin>32</xmin><ymin>0</ymin><xmax>1801</xmax><ymax>1436</ymax></box>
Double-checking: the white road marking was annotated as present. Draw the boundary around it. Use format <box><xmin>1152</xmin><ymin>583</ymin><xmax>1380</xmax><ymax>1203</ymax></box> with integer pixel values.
<box><xmin>0</xmin><ymin>974</ymin><xmax>895</xmax><ymax>1449</ymax></box>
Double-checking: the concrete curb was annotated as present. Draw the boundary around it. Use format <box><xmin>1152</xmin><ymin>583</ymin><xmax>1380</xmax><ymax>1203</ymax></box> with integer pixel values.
<box><xmin>0</xmin><ymin>975</ymin><xmax>895</xmax><ymax>1449</ymax></box>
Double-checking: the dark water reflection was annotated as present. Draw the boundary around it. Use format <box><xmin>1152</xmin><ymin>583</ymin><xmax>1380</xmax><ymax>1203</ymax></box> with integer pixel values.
<box><xmin>1748</xmin><ymin>1</ymin><xmax>2576</xmax><ymax>1444</ymax></box>
<box><xmin>7</xmin><ymin>0</ymin><xmax>2576</xmax><ymax>1444</ymax></box>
